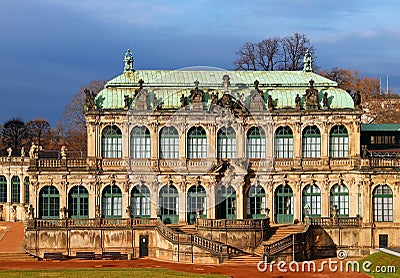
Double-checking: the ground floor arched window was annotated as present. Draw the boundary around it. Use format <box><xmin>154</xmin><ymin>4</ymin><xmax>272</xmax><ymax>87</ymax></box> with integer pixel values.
<box><xmin>101</xmin><ymin>185</ymin><xmax>122</xmax><ymax>218</ymax></box>
<box><xmin>159</xmin><ymin>185</ymin><xmax>178</xmax><ymax>224</ymax></box>
<box><xmin>330</xmin><ymin>183</ymin><xmax>349</xmax><ymax>217</ymax></box>
<box><xmin>274</xmin><ymin>184</ymin><xmax>294</xmax><ymax>223</ymax></box>
<box><xmin>187</xmin><ymin>185</ymin><xmax>207</xmax><ymax>224</ymax></box>
<box><xmin>216</xmin><ymin>185</ymin><xmax>236</xmax><ymax>219</ymax></box>
<box><xmin>373</xmin><ymin>185</ymin><xmax>393</xmax><ymax>222</ymax></box>
<box><xmin>302</xmin><ymin>184</ymin><xmax>321</xmax><ymax>218</ymax></box>
<box><xmin>247</xmin><ymin>185</ymin><xmax>266</xmax><ymax>219</ymax></box>
<box><xmin>0</xmin><ymin>176</ymin><xmax>7</xmax><ymax>203</ymax></box>
<box><xmin>68</xmin><ymin>185</ymin><xmax>89</xmax><ymax>219</ymax></box>
<box><xmin>130</xmin><ymin>184</ymin><xmax>151</xmax><ymax>218</ymax></box>
<box><xmin>39</xmin><ymin>186</ymin><xmax>60</xmax><ymax>219</ymax></box>
<box><xmin>11</xmin><ymin>176</ymin><xmax>20</xmax><ymax>204</ymax></box>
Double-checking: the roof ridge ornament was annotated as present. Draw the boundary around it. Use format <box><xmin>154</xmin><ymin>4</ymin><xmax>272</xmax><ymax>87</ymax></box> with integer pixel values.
<box><xmin>124</xmin><ymin>49</ymin><xmax>134</xmax><ymax>73</ymax></box>
<box><xmin>303</xmin><ymin>49</ymin><xmax>313</xmax><ymax>73</ymax></box>
<box><xmin>222</xmin><ymin>74</ymin><xmax>230</xmax><ymax>93</ymax></box>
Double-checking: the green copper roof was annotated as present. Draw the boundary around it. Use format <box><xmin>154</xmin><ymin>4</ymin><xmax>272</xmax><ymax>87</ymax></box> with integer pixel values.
<box><xmin>95</xmin><ymin>70</ymin><xmax>354</xmax><ymax>110</ymax></box>
<box><xmin>361</xmin><ymin>124</ymin><xmax>400</xmax><ymax>132</ymax></box>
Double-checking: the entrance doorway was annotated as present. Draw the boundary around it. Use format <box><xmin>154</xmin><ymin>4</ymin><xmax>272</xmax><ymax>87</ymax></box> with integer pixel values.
<box><xmin>379</xmin><ymin>234</ymin><xmax>388</xmax><ymax>248</ymax></box>
<box><xmin>139</xmin><ymin>235</ymin><xmax>149</xmax><ymax>257</ymax></box>
<box><xmin>274</xmin><ymin>184</ymin><xmax>294</xmax><ymax>223</ymax></box>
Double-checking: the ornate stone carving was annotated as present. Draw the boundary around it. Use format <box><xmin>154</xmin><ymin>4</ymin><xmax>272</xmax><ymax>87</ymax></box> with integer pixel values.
<box><xmin>353</xmin><ymin>90</ymin><xmax>362</xmax><ymax>109</ymax></box>
<box><xmin>124</xmin><ymin>49</ymin><xmax>134</xmax><ymax>72</ymax></box>
<box><xmin>249</xmin><ymin>80</ymin><xmax>265</xmax><ymax>112</ymax></box>
<box><xmin>304</xmin><ymin>79</ymin><xmax>319</xmax><ymax>110</ymax></box>
<box><xmin>190</xmin><ymin>80</ymin><xmax>204</xmax><ymax>110</ymax></box>
<box><xmin>303</xmin><ymin>49</ymin><xmax>313</xmax><ymax>72</ymax></box>
<box><xmin>84</xmin><ymin>89</ymin><xmax>97</xmax><ymax>111</ymax></box>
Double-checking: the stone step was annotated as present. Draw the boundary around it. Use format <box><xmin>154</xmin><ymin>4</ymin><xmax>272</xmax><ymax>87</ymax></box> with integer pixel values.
<box><xmin>0</xmin><ymin>252</ymin><xmax>37</xmax><ymax>261</ymax></box>
<box><xmin>225</xmin><ymin>255</ymin><xmax>262</xmax><ymax>265</ymax></box>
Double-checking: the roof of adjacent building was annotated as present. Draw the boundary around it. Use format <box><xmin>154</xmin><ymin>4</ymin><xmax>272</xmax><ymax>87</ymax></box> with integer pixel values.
<box><xmin>95</xmin><ymin>66</ymin><xmax>355</xmax><ymax>110</ymax></box>
<box><xmin>361</xmin><ymin>124</ymin><xmax>400</xmax><ymax>132</ymax></box>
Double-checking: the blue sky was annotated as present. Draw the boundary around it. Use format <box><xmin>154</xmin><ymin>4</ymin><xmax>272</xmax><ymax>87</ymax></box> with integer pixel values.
<box><xmin>0</xmin><ymin>0</ymin><xmax>399</xmax><ymax>125</ymax></box>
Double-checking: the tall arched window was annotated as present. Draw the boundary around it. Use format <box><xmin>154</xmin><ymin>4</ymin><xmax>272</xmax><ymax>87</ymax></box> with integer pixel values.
<box><xmin>274</xmin><ymin>184</ymin><xmax>294</xmax><ymax>223</ymax></box>
<box><xmin>130</xmin><ymin>184</ymin><xmax>151</xmax><ymax>218</ymax></box>
<box><xmin>159</xmin><ymin>185</ymin><xmax>179</xmax><ymax>224</ymax></box>
<box><xmin>187</xmin><ymin>126</ymin><xmax>207</xmax><ymax>158</ymax></box>
<box><xmin>130</xmin><ymin>126</ymin><xmax>151</xmax><ymax>158</ymax></box>
<box><xmin>247</xmin><ymin>126</ymin><xmax>266</xmax><ymax>159</ymax></box>
<box><xmin>302</xmin><ymin>126</ymin><xmax>321</xmax><ymax>158</ymax></box>
<box><xmin>330</xmin><ymin>183</ymin><xmax>349</xmax><ymax>217</ymax></box>
<box><xmin>101</xmin><ymin>125</ymin><xmax>122</xmax><ymax>158</ymax></box>
<box><xmin>216</xmin><ymin>185</ymin><xmax>236</xmax><ymax>219</ymax></box>
<box><xmin>217</xmin><ymin>127</ymin><xmax>236</xmax><ymax>159</ymax></box>
<box><xmin>302</xmin><ymin>184</ymin><xmax>321</xmax><ymax>218</ymax></box>
<box><xmin>0</xmin><ymin>176</ymin><xmax>7</xmax><ymax>203</ymax></box>
<box><xmin>373</xmin><ymin>185</ymin><xmax>393</xmax><ymax>222</ymax></box>
<box><xmin>24</xmin><ymin>177</ymin><xmax>29</xmax><ymax>204</ymax></box>
<box><xmin>247</xmin><ymin>185</ymin><xmax>266</xmax><ymax>219</ymax></box>
<box><xmin>39</xmin><ymin>186</ymin><xmax>60</xmax><ymax>219</ymax></box>
<box><xmin>275</xmin><ymin>126</ymin><xmax>294</xmax><ymax>158</ymax></box>
<box><xmin>329</xmin><ymin>125</ymin><xmax>349</xmax><ymax>158</ymax></box>
<box><xmin>187</xmin><ymin>185</ymin><xmax>207</xmax><ymax>224</ymax></box>
<box><xmin>101</xmin><ymin>185</ymin><xmax>122</xmax><ymax>218</ymax></box>
<box><xmin>68</xmin><ymin>185</ymin><xmax>89</xmax><ymax>219</ymax></box>
<box><xmin>159</xmin><ymin>126</ymin><xmax>179</xmax><ymax>159</ymax></box>
<box><xmin>11</xmin><ymin>176</ymin><xmax>20</xmax><ymax>204</ymax></box>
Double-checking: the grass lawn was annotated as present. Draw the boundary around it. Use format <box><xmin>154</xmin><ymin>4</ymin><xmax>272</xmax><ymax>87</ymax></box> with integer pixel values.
<box><xmin>358</xmin><ymin>252</ymin><xmax>400</xmax><ymax>278</ymax></box>
<box><xmin>0</xmin><ymin>268</ymin><xmax>230</xmax><ymax>278</ymax></box>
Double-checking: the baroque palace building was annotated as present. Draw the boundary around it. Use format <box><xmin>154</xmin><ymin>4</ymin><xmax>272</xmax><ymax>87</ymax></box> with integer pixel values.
<box><xmin>1</xmin><ymin>50</ymin><xmax>400</xmax><ymax>263</ymax></box>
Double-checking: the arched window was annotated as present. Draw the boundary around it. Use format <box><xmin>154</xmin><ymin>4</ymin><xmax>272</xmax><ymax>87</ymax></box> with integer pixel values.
<box><xmin>187</xmin><ymin>185</ymin><xmax>207</xmax><ymax>224</ymax></box>
<box><xmin>246</xmin><ymin>126</ymin><xmax>266</xmax><ymax>159</ymax></box>
<box><xmin>216</xmin><ymin>185</ymin><xmax>236</xmax><ymax>219</ymax></box>
<box><xmin>130</xmin><ymin>184</ymin><xmax>151</xmax><ymax>218</ymax></box>
<box><xmin>275</xmin><ymin>126</ymin><xmax>294</xmax><ymax>158</ymax></box>
<box><xmin>330</xmin><ymin>183</ymin><xmax>349</xmax><ymax>217</ymax></box>
<box><xmin>373</xmin><ymin>185</ymin><xmax>393</xmax><ymax>222</ymax></box>
<box><xmin>24</xmin><ymin>177</ymin><xmax>29</xmax><ymax>204</ymax></box>
<box><xmin>101</xmin><ymin>185</ymin><xmax>122</xmax><ymax>218</ymax></box>
<box><xmin>274</xmin><ymin>184</ymin><xmax>294</xmax><ymax>223</ymax></box>
<box><xmin>130</xmin><ymin>126</ymin><xmax>151</xmax><ymax>158</ymax></box>
<box><xmin>11</xmin><ymin>176</ymin><xmax>20</xmax><ymax>204</ymax></box>
<box><xmin>159</xmin><ymin>185</ymin><xmax>179</xmax><ymax>224</ymax></box>
<box><xmin>247</xmin><ymin>185</ymin><xmax>266</xmax><ymax>219</ymax></box>
<box><xmin>101</xmin><ymin>125</ymin><xmax>122</xmax><ymax>158</ymax></box>
<box><xmin>329</xmin><ymin>125</ymin><xmax>349</xmax><ymax>158</ymax></box>
<box><xmin>302</xmin><ymin>184</ymin><xmax>321</xmax><ymax>218</ymax></box>
<box><xmin>68</xmin><ymin>185</ymin><xmax>89</xmax><ymax>219</ymax></box>
<box><xmin>0</xmin><ymin>176</ymin><xmax>7</xmax><ymax>203</ymax></box>
<box><xmin>39</xmin><ymin>186</ymin><xmax>60</xmax><ymax>219</ymax></box>
<box><xmin>217</xmin><ymin>127</ymin><xmax>236</xmax><ymax>159</ymax></box>
<box><xmin>159</xmin><ymin>126</ymin><xmax>179</xmax><ymax>159</ymax></box>
<box><xmin>302</xmin><ymin>126</ymin><xmax>321</xmax><ymax>158</ymax></box>
<box><xmin>187</xmin><ymin>126</ymin><xmax>207</xmax><ymax>158</ymax></box>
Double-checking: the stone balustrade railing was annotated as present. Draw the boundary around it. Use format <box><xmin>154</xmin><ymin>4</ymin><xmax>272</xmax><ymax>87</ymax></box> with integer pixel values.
<box><xmin>309</xmin><ymin>216</ymin><xmax>361</xmax><ymax>227</ymax></box>
<box><xmin>196</xmin><ymin>218</ymin><xmax>270</xmax><ymax>230</ymax></box>
<box><xmin>302</xmin><ymin>158</ymin><xmax>323</xmax><ymax>168</ymax></box>
<box><xmin>27</xmin><ymin>218</ymin><xmax>159</xmax><ymax>229</ymax></box>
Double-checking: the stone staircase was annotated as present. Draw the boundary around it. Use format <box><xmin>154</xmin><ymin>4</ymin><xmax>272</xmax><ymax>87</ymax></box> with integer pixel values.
<box><xmin>224</xmin><ymin>254</ymin><xmax>262</xmax><ymax>265</ymax></box>
<box><xmin>169</xmin><ymin>224</ymin><xmax>198</xmax><ymax>235</ymax></box>
<box><xmin>254</xmin><ymin>224</ymin><xmax>306</xmax><ymax>256</ymax></box>
<box><xmin>0</xmin><ymin>252</ymin><xmax>37</xmax><ymax>261</ymax></box>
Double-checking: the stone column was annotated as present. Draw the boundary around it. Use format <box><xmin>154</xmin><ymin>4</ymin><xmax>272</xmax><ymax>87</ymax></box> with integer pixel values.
<box><xmin>236</xmin><ymin>183</ymin><xmax>244</xmax><ymax>219</ymax></box>
<box><xmin>149</xmin><ymin>123</ymin><xmax>159</xmax><ymax>160</ymax></box>
<box><xmin>293</xmin><ymin>183</ymin><xmax>301</xmax><ymax>222</ymax></box>
<box><xmin>236</xmin><ymin>124</ymin><xmax>245</xmax><ymax>158</ymax></box>
<box><xmin>206</xmin><ymin>124</ymin><xmax>216</xmax><ymax>159</ymax></box>
<box><xmin>321</xmin><ymin>183</ymin><xmax>330</xmax><ymax>217</ymax></box>
<box><xmin>293</xmin><ymin>123</ymin><xmax>302</xmax><ymax>168</ymax></box>
<box><xmin>207</xmin><ymin>185</ymin><xmax>215</xmax><ymax>219</ymax></box>
<box><xmin>265</xmin><ymin>123</ymin><xmax>273</xmax><ymax>159</ymax></box>
<box><xmin>122</xmin><ymin>121</ymin><xmax>130</xmax><ymax>159</ymax></box>
<box><xmin>321</xmin><ymin>123</ymin><xmax>329</xmax><ymax>158</ymax></box>
<box><xmin>178</xmin><ymin>189</ymin><xmax>187</xmax><ymax>224</ymax></box>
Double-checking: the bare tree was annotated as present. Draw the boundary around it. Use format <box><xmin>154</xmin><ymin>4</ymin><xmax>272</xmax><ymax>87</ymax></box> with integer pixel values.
<box><xmin>234</xmin><ymin>42</ymin><xmax>258</xmax><ymax>70</ymax></box>
<box><xmin>26</xmin><ymin>119</ymin><xmax>51</xmax><ymax>147</ymax></box>
<box><xmin>281</xmin><ymin>33</ymin><xmax>314</xmax><ymax>70</ymax></box>
<box><xmin>256</xmin><ymin>37</ymin><xmax>281</xmax><ymax>71</ymax></box>
<box><xmin>1</xmin><ymin>118</ymin><xmax>27</xmax><ymax>150</ymax></box>
<box><xmin>58</xmin><ymin>80</ymin><xmax>106</xmax><ymax>151</ymax></box>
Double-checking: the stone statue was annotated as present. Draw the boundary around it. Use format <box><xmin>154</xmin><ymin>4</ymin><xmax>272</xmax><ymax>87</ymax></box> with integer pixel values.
<box><xmin>29</xmin><ymin>143</ymin><xmax>37</xmax><ymax>159</ymax></box>
<box><xmin>222</xmin><ymin>75</ymin><xmax>230</xmax><ymax>93</ymax></box>
<box><xmin>21</xmin><ymin>147</ymin><xmax>25</xmax><ymax>158</ymax></box>
<box><xmin>7</xmin><ymin>147</ymin><xmax>12</xmax><ymax>157</ymax></box>
<box><xmin>126</xmin><ymin>206</ymin><xmax>133</xmax><ymax>218</ymax></box>
<box><xmin>353</xmin><ymin>90</ymin><xmax>362</xmax><ymax>108</ymax></box>
<box><xmin>124</xmin><ymin>95</ymin><xmax>131</xmax><ymax>110</ymax></box>
<box><xmin>0</xmin><ymin>205</ymin><xmax>3</xmax><ymax>221</ymax></box>
<box><xmin>84</xmin><ymin>89</ymin><xmax>96</xmax><ymax>111</ymax></box>
<box><xmin>12</xmin><ymin>205</ymin><xmax>17</xmax><ymax>222</ymax></box>
<box><xmin>61</xmin><ymin>146</ymin><xmax>67</xmax><ymax>159</ymax></box>
<box><xmin>249</xmin><ymin>80</ymin><xmax>265</xmax><ymax>112</ymax></box>
<box><xmin>322</xmin><ymin>91</ymin><xmax>328</xmax><ymax>109</ymax></box>
<box><xmin>295</xmin><ymin>94</ymin><xmax>301</xmax><ymax>110</ymax></box>
<box><xmin>332</xmin><ymin>205</ymin><xmax>339</xmax><ymax>225</ymax></box>
<box><xmin>267</xmin><ymin>95</ymin><xmax>274</xmax><ymax>111</ymax></box>
<box><xmin>304</xmin><ymin>79</ymin><xmax>319</xmax><ymax>110</ymax></box>
<box><xmin>208</xmin><ymin>92</ymin><xmax>218</xmax><ymax>113</ymax></box>
<box><xmin>190</xmin><ymin>80</ymin><xmax>204</xmax><ymax>110</ymax></box>
<box><xmin>60</xmin><ymin>206</ymin><xmax>68</xmax><ymax>219</ymax></box>
<box><xmin>303</xmin><ymin>49</ymin><xmax>313</xmax><ymax>72</ymax></box>
<box><xmin>180</xmin><ymin>94</ymin><xmax>187</xmax><ymax>109</ymax></box>
<box><xmin>124</xmin><ymin>49</ymin><xmax>134</xmax><ymax>72</ymax></box>
<box><xmin>28</xmin><ymin>205</ymin><xmax>34</xmax><ymax>220</ymax></box>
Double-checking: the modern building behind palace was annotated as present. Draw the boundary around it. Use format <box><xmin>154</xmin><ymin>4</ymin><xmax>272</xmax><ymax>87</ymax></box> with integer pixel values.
<box><xmin>0</xmin><ymin>50</ymin><xmax>399</xmax><ymax>262</ymax></box>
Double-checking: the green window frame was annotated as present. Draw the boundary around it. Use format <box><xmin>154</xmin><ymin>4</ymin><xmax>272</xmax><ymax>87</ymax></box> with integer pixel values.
<box><xmin>0</xmin><ymin>176</ymin><xmax>7</xmax><ymax>203</ymax></box>
<box><xmin>68</xmin><ymin>185</ymin><xmax>89</xmax><ymax>219</ymax></box>
<box><xmin>373</xmin><ymin>185</ymin><xmax>393</xmax><ymax>222</ymax></box>
<box><xmin>159</xmin><ymin>185</ymin><xmax>179</xmax><ymax>224</ymax></box>
<box><xmin>247</xmin><ymin>185</ymin><xmax>266</xmax><ymax>219</ymax></box>
<box><xmin>330</xmin><ymin>183</ymin><xmax>349</xmax><ymax>217</ymax></box>
<box><xmin>302</xmin><ymin>184</ymin><xmax>321</xmax><ymax>218</ymax></box>
<box><xmin>24</xmin><ymin>177</ymin><xmax>29</xmax><ymax>204</ymax></box>
<box><xmin>159</xmin><ymin>126</ymin><xmax>179</xmax><ymax>159</ymax></box>
<box><xmin>101</xmin><ymin>185</ymin><xmax>122</xmax><ymax>218</ymax></box>
<box><xmin>39</xmin><ymin>186</ymin><xmax>60</xmax><ymax>219</ymax></box>
<box><xmin>101</xmin><ymin>125</ymin><xmax>122</xmax><ymax>158</ymax></box>
<box><xmin>130</xmin><ymin>184</ymin><xmax>151</xmax><ymax>217</ymax></box>
<box><xmin>329</xmin><ymin>125</ymin><xmax>349</xmax><ymax>158</ymax></box>
<box><xmin>187</xmin><ymin>185</ymin><xmax>207</xmax><ymax>224</ymax></box>
<box><xmin>187</xmin><ymin>126</ymin><xmax>207</xmax><ymax>158</ymax></box>
<box><xmin>216</xmin><ymin>185</ymin><xmax>237</xmax><ymax>219</ymax></box>
<box><xmin>302</xmin><ymin>125</ymin><xmax>321</xmax><ymax>158</ymax></box>
<box><xmin>11</xmin><ymin>176</ymin><xmax>20</xmax><ymax>204</ymax></box>
<box><xmin>246</xmin><ymin>126</ymin><xmax>266</xmax><ymax>159</ymax></box>
<box><xmin>217</xmin><ymin>127</ymin><xmax>236</xmax><ymax>159</ymax></box>
<box><xmin>275</xmin><ymin>126</ymin><xmax>294</xmax><ymax>158</ymax></box>
<box><xmin>130</xmin><ymin>126</ymin><xmax>151</xmax><ymax>158</ymax></box>
<box><xmin>274</xmin><ymin>184</ymin><xmax>294</xmax><ymax>223</ymax></box>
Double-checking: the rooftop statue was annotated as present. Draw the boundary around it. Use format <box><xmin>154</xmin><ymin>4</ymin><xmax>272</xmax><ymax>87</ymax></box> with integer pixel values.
<box><xmin>303</xmin><ymin>49</ymin><xmax>313</xmax><ymax>72</ymax></box>
<box><xmin>353</xmin><ymin>90</ymin><xmax>362</xmax><ymax>109</ymax></box>
<box><xmin>304</xmin><ymin>79</ymin><xmax>319</xmax><ymax>110</ymax></box>
<box><xmin>84</xmin><ymin>89</ymin><xmax>96</xmax><ymax>111</ymax></box>
<box><xmin>124</xmin><ymin>49</ymin><xmax>134</xmax><ymax>72</ymax></box>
